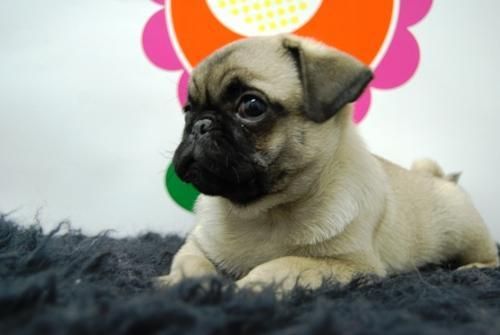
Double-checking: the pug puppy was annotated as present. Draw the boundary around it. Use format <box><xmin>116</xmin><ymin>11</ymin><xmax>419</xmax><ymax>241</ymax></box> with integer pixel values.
<box><xmin>157</xmin><ymin>34</ymin><xmax>498</xmax><ymax>292</ymax></box>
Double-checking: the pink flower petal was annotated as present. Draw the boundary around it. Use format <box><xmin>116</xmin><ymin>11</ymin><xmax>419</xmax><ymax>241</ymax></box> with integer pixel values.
<box><xmin>372</xmin><ymin>30</ymin><xmax>420</xmax><ymax>89</ymax></box>
<box><xmin>353</xmin><ymin>89</ymin><xmax>372</xmax><ymax>123</ymax></box>
<box><xmin>399</xmin><ymin>0</ymin><xmax>433</xmax><ymax>26</ymax></box>
<box><xmin>177</xmin><ymin>70</ymin><xmax>190</xmax><ymax>106</ymax></box>
<box><xmin>142</xmin><ymin>10</ymin><xmax>182</xmax><ymax>71</ymax></box>
<box><xmin>355</xmin><ymin>0</ymin><xmax>433</xmax><ymax>122</ymax></box>
<box><xmin>371</xmin><ymin>0</ymin><xmax>432</xmax><ymax>89</ymax></box>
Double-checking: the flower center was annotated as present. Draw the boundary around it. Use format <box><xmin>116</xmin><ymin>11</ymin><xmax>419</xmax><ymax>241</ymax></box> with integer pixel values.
<box><xmin>206</xmin><ymin>0</ymin><xmax>323</xmax><ymax>36</ymax></box>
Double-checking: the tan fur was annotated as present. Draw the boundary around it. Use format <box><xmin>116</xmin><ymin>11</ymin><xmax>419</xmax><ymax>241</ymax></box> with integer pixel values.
<box><xmin>156</xmin><ymin>35</ymin><xmax>498</xmax><ymax>292</ymax></box>
<box><xmin>411</xmin><ymin>158</ymin><xmax>461</xmax><ymax>183</ymax></box>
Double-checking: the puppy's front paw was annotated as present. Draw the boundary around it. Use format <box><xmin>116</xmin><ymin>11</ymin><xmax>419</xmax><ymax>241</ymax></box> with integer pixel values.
<box><xmin>236</xmin><ymin>265</ymin><xmax>297</xmax><ymax>293</ymax></box>
<box><xmin>153</xmin><ymin>271</ymin><xmax>185</xmax><ymax>289</ymax></box>
<box><xmin>236</xmin><ymin>259</ymin><xmax>331</xmax><ymax>294</ymax></box>
<box><xmin>236</xmin><ymin>273</ymin><xmax>272</xmax><ymax>293</ymax></box>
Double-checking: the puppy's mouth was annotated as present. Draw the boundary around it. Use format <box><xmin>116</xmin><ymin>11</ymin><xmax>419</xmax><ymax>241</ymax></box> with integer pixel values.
<box><xmin>173</xmin><ymin>136</ymin><xmax>270</xmax><ymax>204</ymax></box>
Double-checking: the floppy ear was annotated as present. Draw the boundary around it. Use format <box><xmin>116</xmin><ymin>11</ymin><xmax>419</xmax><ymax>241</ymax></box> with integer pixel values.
<box><xmin>283</xmin><ymin>36</ymin><xmax>373</xmax><ymax>123</ymax></box>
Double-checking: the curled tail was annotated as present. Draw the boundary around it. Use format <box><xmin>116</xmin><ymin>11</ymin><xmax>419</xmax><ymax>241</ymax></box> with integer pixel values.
<box><xmin>411</xmin><ymin>158</ymin><xmax>461</xmax><ymax>183</ymax></box>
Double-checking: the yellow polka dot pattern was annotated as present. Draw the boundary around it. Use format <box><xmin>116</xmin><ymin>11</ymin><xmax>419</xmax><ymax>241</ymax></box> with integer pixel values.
<box><xmin>214</xmin><ymin>0</ymin><xmax>313</xmax><ymax>33</ymax></box>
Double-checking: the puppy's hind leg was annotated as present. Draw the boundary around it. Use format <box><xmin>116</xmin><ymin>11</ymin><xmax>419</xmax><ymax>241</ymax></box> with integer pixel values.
<box><xmin>455</xmin><ymin>224</ymin><xmax>499</xmax><ymax>271</ymax></box>
<box><xmin>457</xmin><ymin>261</ymin><xmax>498</xmax><ymax>271</ymax></box>
<box><xmin>456</xmin><ymin>242</ymin><xmax>498</xmax><ymax>270</ymax></box>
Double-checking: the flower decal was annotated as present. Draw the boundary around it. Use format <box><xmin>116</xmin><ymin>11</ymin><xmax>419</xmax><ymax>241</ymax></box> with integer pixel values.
<box><xmin>142</xmin><ymin>0</ymin><xmax>433</xmax><ymax>211</ymax></box>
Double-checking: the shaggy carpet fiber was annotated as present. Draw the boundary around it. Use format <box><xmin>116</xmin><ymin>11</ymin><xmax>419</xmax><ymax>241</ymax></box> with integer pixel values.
<box><xmin>1</xmin><ymin>214</ymin><xmax>500</xmax><ymax>335</ymax></box>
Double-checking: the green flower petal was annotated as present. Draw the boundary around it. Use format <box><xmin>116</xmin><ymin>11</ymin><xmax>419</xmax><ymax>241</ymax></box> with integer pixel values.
<box><xmin>165</xmin><ymin>162</ymin><xmax>199</xmax><ymax>212</ymax></box>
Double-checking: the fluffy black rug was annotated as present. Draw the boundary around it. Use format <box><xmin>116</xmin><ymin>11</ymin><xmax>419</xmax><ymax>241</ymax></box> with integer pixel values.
<box><xmin>1</xmin><ymin>214</ymin><xmax>500</xmax><ymax>335</ymax></box>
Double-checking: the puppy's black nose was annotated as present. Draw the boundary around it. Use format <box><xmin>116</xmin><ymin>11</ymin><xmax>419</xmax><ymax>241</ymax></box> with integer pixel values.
<box><xmin>192</xmin><ymin>118</ymin><xmax>213</xmax><ymax>136</ymax></box>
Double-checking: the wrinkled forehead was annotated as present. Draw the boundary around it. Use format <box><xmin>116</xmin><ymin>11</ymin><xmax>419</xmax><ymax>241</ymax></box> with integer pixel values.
<box><xmin>188</xmin><ymin>37</ymin><xmax>301</xmax><ymax>105</ymax></box>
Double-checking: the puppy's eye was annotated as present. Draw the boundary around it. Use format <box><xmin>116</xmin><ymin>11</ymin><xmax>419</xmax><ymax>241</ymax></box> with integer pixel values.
<box><xmin>237</xmin><ymin>96</ymin><xmax>267</xmax><ymax>121</ymax></box>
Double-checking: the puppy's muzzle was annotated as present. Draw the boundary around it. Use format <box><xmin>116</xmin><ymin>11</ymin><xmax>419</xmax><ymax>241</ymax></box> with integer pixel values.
<box><xmin>173</xmin><ymin>114</ymin><xmax>272</xmax><ymax>203</ymax></box>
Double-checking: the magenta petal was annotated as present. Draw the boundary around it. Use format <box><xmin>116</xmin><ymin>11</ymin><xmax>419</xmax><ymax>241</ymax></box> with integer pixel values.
<box><xmin>177</xmin><ymin>71</ymin><xmax>190</xmax><ymax>106</ymax></box>
<box><xmin>152</xmin><ymin>0</ymin><xmax>165</xmax><ymax>4</ymax></box>
<box><xmin>399</xmin><ymin>0</ymin><xmax>433</xmax><ymax>26</ymax></box>
<box><xmin>142</xmin><ymin>10</ymin><xmax>182</xmax><ymax>71</ymax></box>
<box><xmin>353</xmin><ymin>89</ymin><xmax>372</xmax><ymax>124</ymax></box>
<box><xmin>371</xmin><ymin>0</ymin><xmax>432</xmax><ymax>89</ymax></box>
<box><xmin>372</xmin><ymin>31</ymin><xmax>420</xmax><ymax>89</ymax></box>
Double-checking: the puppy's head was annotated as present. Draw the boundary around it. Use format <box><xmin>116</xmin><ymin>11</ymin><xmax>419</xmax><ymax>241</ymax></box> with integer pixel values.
<box><xmin>173</xmin><ymin>35</ymin><xmax>372</xmax><ymax>205</ymax></box>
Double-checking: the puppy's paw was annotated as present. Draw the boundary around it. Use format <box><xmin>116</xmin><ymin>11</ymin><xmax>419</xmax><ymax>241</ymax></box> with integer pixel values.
<box><xmin>456</xmin><ymin>261</ymin><xmax>498</xmax><ymax>271</ymax></box>
<box><xmin>153</xmin><ymin>271</ymin><xmax>185</xmax><ymax>289</ymax></box>
<box><xmin>236</xmin><ymin>275</ymin><xmax>269</xmax><ymax>293</ymax></box>
<box><xmin>236</xmin><ymin>265</ymin><xmax>300</xmax><ymax>294</ymax></box>
<box><xmin>236</xmin><ymin>270</ymin><xmax>277</xmax><ymax>294</ymax></box>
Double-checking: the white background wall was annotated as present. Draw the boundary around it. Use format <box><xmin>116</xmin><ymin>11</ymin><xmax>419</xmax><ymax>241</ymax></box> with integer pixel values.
<box><xmin>1</xmin><ymin>1</ymin><xmax>499</xmax><ymax>239</ymax></box>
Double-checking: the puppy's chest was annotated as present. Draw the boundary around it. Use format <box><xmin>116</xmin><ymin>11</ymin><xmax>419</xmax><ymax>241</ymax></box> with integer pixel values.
<box><xmin>198</xmin><ymin>218</ymin><xmax>291</xmax><ymax>277</ymax></box>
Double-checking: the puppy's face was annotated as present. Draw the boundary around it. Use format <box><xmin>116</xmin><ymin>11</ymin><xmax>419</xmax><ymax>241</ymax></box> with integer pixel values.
<box><xmin>173</xmin><ymin>35</ymin><xmax>372</xmax><ymax>205</ymax></box>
